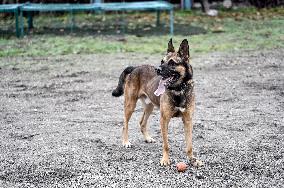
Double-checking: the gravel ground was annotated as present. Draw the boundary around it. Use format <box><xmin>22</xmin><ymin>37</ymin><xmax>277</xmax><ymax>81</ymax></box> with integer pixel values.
<box><xmin>0</xmin><ymin>49</ymin><xmax>283</xmax><ymax>187</ymax></box>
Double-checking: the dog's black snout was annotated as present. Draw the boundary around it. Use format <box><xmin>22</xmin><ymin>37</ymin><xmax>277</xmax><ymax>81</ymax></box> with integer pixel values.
<box><xmin>155</xmin><ymin>66</ymin><xmax>162</xmax><ymax>74</ymax></box>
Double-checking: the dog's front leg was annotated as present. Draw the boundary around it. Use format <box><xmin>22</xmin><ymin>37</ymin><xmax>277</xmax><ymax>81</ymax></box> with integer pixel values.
<box><xmin>160</xmin><ymin>113</ymin><xmax>171</xmax><ymax>166</ymax></box>
<box><xmin>182</xmin><ymin>113</ymin><xmax>203</xmax><ymax>167</ymax></box>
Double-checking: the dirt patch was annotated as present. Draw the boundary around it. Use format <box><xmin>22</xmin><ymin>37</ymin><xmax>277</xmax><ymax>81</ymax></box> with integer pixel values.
<box><xmin>0</xmin><ymin>49</ymin><xmax>283</xmax><ymax>187</ymax></box>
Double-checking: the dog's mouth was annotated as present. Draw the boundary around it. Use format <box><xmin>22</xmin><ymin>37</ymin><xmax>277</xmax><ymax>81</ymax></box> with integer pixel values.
<box><xmin>157</xmin><ymin>68</ymin><xmax>180</xmax><ymax>84</ymax></box>
<box><xmin>164</xmin><ymin>73</ymin><xmax>180</xmax><ymax>84</ymax></box>
<box><xmin>154</xmin><ymin>77</ymin><xmax>170</xmax><ymax>96</ymax></box>
<box><xmin>161</xmin><ymin>76</ymin><xmax>175</xmax><ymax>87</ymax></box>
<box><xmin>154</xmin><ymin>74</ymin><xmax>180</xmax><ymax>96</ymax></box>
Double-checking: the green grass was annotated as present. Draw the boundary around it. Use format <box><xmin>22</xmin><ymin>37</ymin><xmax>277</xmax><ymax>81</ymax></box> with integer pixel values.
<box><xmin>0</xmin><ymin>8</ymin><xmax>283</xmax><ymax>57</ymax></box>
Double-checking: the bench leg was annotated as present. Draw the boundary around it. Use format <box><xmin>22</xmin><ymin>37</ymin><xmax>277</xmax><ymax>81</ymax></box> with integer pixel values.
<box><xmin>70</xmin><ymin>11</ymin><xmax>75</xmax><ymax>33</ymax></box>
<box><xmin>184</xmin><ymin>0</ymin><xmax>192</xmax><ymax>10</ymax></box>
<box><xmin>15</xmin><ymin>10</ymin><xmax>20</xmax><ymax>38</ymax></box>
<box><xmin>156</xmin><ymin>10</ymin><xmax>160</xmax><ymax>27</ymax></box>
<box><xmin>122</xmin><ymin>11</ymin><xmax>127</xmax><ymax>35</ymax></box>
<box><xmin>170</xmin><ymin>10</ymin><xmax>174</xmax><ymax>35</ymax></box>
<box><xmin>28</xmin><ymin>12</ymin><xmax>33</xmax><ymax>31</ymax></box>
<box><xmin>20</xmin><ymin>10</ymin><xmax>24</xmax><ymax>37</ymax></box>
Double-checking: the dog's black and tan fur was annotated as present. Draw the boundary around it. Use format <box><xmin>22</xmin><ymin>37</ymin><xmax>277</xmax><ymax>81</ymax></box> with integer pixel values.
<box><xmin>112</xmin><ymin>39</ymin><xmax>202</xmax><ymax>166</ymax></box>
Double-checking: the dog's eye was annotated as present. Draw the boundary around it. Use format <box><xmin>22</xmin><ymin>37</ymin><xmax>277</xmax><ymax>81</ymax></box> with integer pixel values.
<box><xmin>161</xmin><ymin>60</ymin><xmax>164</xmax><ymax>64</ymax></box>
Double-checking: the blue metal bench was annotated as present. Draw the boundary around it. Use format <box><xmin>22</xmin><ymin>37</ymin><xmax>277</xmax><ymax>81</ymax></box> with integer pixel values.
<box><xmin>100</xmin><ymin>1</ymin><xmax>174</xmax><ymax>34</ymax></box>
<box><xmin>19</xmin><ymin>3</ymin><xmax>101</xmax><ymax>36</ymax></box>
<box><xmin>19</xmin><ymin>1</ymin><xmax>174</xmax><ymax>36</ymax></box>
<box><xmin>0</xmin><ymin>4</ymin><xmax>22</xmax><ymax>37</ymax></box>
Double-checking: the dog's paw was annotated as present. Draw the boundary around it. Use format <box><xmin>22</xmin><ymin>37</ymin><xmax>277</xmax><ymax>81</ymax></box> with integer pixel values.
<box><xmin>160</xmin><ymin>157</ymin><xmax>170</xmax><ymax>166</ymax></box>
<box><xmin>190</xmin><ymin>157</ymin><xmax>203</xmax><ymax>167</ymax></box>
<box><xmin>122</xmin><ymin>142</ymin><xmax>132</xmax><ymax>148</ymax></box>
<box><xmin>145</xmin><ymin>137</ymin><xmax>155</xmax><ymax>143</ymax></box>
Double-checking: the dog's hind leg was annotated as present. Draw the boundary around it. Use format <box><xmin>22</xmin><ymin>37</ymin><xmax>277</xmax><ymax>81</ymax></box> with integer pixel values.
<box><xmin>139</xmin><ymin>98</ymin><xmax>155</xmax><ymax>143</ymax></box>
<box><xmin>122</xmin><ymin>87</ymin><xmax>138</xmax><ymax>148</ymax></box>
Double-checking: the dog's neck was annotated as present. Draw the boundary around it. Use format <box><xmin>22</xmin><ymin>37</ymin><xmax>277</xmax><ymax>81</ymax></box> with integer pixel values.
<box><xmin>167</xmin><ymin>80</ymin><xmax>194</xmax><ymax>108</ymax></box>
<box><xmin>167</xmin><ymin>80</ymin><xmax>194</xmax><ymax>92</ymax></box>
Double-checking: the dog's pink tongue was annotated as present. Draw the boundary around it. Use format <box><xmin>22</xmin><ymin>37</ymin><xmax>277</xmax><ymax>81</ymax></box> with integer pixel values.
<box><xmin>154</xmin><ymin>79</ymin><xmax>167</xmax><ymax>96</ymax></box>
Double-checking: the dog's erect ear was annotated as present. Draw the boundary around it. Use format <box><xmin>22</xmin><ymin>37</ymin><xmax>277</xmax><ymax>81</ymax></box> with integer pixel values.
<box><xmin>178</xmin><ymin>39</ymin><xmax>190</xmax><ymax>61</ymax></box>
<box><xmin>167</xmin><ymin>38</ymin><xmax>175</xmax><ymax>53</ymax></box>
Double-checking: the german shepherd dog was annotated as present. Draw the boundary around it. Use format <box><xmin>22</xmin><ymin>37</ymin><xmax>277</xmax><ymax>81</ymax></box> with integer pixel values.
<box><xmin>112</xmin><ymin>39</ymin><xmax>202</xmax><ymax>167</ymax></box>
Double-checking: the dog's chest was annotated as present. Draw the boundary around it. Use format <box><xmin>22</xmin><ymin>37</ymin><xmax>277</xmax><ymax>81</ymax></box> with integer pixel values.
<box><xmin>170</xmin><ymin>92</ymin><xmax>190</xmax><ymax>117</ymax></box>
<box><xmin>169</xmin><ymin>90</ymin><xmax>187</xmax><ymax>107</ymax></box>
<box><xmin>172</xmin><ymin>93</ymin><xmax>186</xmax><ymax>107</ymax></box>
<box><xmin>175</xmin><ymin>106</ymin><xmax>186</xmax><ymax>112</ymax></box>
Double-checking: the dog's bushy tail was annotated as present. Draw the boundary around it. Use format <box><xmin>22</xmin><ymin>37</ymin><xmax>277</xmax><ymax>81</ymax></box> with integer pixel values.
<box><xmin>112</xmin><ymin>66</ymin><xmax>136</xmax><ymax>97</ymax></box>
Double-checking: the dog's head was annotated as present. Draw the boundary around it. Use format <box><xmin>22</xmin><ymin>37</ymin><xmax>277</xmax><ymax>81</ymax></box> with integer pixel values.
<box><xmin>157</xmin><ymin>39</ymin><xmax>193</xmax><ymax>88</ymax></box>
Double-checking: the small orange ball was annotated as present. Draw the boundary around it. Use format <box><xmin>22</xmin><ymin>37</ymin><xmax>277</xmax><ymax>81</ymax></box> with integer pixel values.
<box><xmin>176</xmin><ymin>162</ymin><xmax>187</xmax><ymax>172</ymax></box>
